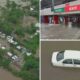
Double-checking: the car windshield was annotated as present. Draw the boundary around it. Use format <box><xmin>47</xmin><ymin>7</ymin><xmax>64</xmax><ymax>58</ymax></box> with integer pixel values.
<box><xmin>57</xmin><ymin>51</ymin><xmax>64</xmax><ymax>61</ymax></box>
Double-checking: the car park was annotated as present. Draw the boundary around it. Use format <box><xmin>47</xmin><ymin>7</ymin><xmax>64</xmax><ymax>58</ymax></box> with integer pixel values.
<box><xmin>51</xmin><ymin>50</ymin><xmax>80</xmax><ymax>68</ymax></box>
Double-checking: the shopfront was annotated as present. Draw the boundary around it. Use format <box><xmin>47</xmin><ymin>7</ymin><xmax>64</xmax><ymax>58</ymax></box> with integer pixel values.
<box><xmin>52</xmin><ymin>3</ymin><xmax>80</xmax><ymax>26</ymax></box>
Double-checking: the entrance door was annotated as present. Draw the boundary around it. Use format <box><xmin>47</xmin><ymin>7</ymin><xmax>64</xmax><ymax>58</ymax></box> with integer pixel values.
<box><xmin>53</xmin><ymin>15</ymin><xmax>59</xmax><ymax>24</ymax></box>
<box><xmin>44</xmin><ymin>16</ymin><xmax>49</xmax><ymax>24</ymax></box>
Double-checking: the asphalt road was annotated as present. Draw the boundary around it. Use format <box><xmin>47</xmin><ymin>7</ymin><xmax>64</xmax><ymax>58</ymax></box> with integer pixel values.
<box><xmin>41</xmin><ymin>41</ymin><xmax>80</xmax><ymax>80</ymax></box>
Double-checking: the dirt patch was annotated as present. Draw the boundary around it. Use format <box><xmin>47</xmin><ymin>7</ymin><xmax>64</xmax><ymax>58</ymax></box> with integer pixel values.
<box><xmin>22</xmin><ymin>16</ymin><xmax>37</xmax><ymax>27</ymax></box>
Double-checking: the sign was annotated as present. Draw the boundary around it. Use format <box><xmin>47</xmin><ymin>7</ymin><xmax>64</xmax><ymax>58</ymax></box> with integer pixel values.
<box><xmin>51</xmin><ymin>3</ymin><xmax>80</xmax><ymax>13</ymax></box>
<box><xmin>65</xmin><ymin>4</ymin><xmax>80</xmax><ymax>12</ymax></box>
<box><xmin>54</xmin><ymin>8</ymin><xmax>64</xmax><ymax>12</ymax></box>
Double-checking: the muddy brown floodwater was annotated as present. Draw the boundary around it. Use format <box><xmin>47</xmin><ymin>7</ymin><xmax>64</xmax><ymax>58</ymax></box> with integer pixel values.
<box><xmin>0</xmin><ymin>68</ymin><xmax>22</xmax><ymax>80</ymax></box>
<box><xmin>41</xmin><ymin>41</ymin><xmax>80</xmax><ymax>80</ymax></box>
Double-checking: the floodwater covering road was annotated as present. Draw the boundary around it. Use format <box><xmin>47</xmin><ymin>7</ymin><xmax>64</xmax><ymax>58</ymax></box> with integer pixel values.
<box><xmin>41</xmin><ymin>41</ymin><xmax>80</xmax><ymax>80</ymax></box>
<box><xmin>41</xmin><ymin>24</ymin><xmax>80</xmax><ymax>39</ymax></box>
<box><xmin>0</xmin><ymin>68</ymin><xmax>22</xmax><ymax>80</ymax></box>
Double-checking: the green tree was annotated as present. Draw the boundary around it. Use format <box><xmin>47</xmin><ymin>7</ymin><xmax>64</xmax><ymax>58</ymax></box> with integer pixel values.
<box><xmin>23</xmin><ymin>57</ymin><xmax>39</xmax><ymax>70</ymax></box>
<box><xmin>15</xmin><ymin>27</ymin><xmax>25</xmax><ymax>37</ymax></box>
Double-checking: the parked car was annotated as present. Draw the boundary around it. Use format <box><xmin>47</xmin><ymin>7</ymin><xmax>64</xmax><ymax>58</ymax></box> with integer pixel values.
<box><xmin>51</xmin><ymin>50</ymin><xmax>80</xmax><ymax>68</ymax></box>
<box><xmin>12</xmin><ymin>55</ymin><xmax>20</xmax><ymax>62</ymax></box>
<box><xmin>8</xmin><ymin>39</ymin><xmax>14</xmax><ymax>43</ymax></box>
<box><xmin>16</xmin><ymin>45</ymin><xmax>22</xmax><ymax>50</ymax></box>
<box><xmin>12</xmin><ymin>41</ymin><xmax>18</xmax><ymax>45</ymax></box>
<box><xmin>7</xmin><ymin>52</ymin><xmax>13</xmax><ymax>57</ymax></box>
<box><xmin>1</xmin><ymin>46</ymin><xmax>6</xmax><ymax>50</ymax></box>
<box><xmin>0</xmin><ymin>33</ymin><xmax>6</xmax><ymax>38</ymax></box>
<box><xmin>26</xmin><ymin>52</ymin><xmax>32</xmax><ymax>56</ymax></box>
<box><xmin>7</xmin><ymin>36</ymin><xmax>13</xmax><ymax>40</ymax></box>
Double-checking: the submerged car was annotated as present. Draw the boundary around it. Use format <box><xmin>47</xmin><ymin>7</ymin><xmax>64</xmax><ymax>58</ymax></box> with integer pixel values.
<box><xmin>51</xmin><ymin>50</ymin><xmax>80</xmax><ymax>68</ymax></box>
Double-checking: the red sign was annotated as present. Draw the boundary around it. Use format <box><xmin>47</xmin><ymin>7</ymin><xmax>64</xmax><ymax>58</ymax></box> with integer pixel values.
<box><xmin>65</xmin><ymin>4</ymin><xmax>80</xmax><ymax>12</ymax></box>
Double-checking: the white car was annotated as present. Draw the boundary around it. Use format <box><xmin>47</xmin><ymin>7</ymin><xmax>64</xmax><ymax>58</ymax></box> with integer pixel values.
<box><xmin>1</xmin><ymin>46</ymin><xmax>6</xmax><ymax>50</ymax></box>
<box><xmin>7</xmin><ymin>52</ymin><xmax>13</xmax><ymax>57</ymax></box>
<box><xmin>16</xmin><ymin>45</ymin><xmax>22</xmax><ymax>50</ymax></box>
<box><xmin>26</xmin><ymin>52</ymin><xmax>32</xmax><ymax>56</ymax></box>
<box><xmin>11</xmin><ymin>55</ymin><xmax>20</xmax><ymax>62</ymax></box>
<box><xmin>51</xmin><ymin>50</ymin><xmax>80</xmax><ymax>68</ymax></box>
<box><xmin>0</xmin><ymin>33</ymin><xmax>6</xmax><ymax>38</ymax></box>
<box><xmin>7</xmin><ymin>36</ymin><xmax>13</xmax><ymax>40</ymax></box>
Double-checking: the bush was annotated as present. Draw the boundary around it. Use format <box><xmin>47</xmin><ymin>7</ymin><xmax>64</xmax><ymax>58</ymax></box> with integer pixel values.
<box><xmin>0</xmin><ymin>22</ymin><xmax>13</xmax><ymax>35</ymax></box>
<box><xmin>15</xmin><ymin>27</ymin><xmax>25</xmax><ymax>37</ymax></box>
<box><xmin>26</xmin><ymin>24</ymin><xmax>37</xmax><ymax>35</ymax></box>
<box><xmin>23</xmin><ymin>34</ymin><xmax>39</xmax><ymax>54</ymax></box>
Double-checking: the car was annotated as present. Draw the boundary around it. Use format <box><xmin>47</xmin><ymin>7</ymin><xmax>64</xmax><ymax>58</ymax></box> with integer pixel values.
<box><xmin>7</xmin><ymin>52</ymin><xmax>13</xmax><ymax>57</ymax></box>
<box><xmin>7</xmin><ymin>39</ymin><xmax>14</xmax><ymax>43</ymax></box>
<box><xmin>26</xmin><ymin>52</ymin><xmax>32</xmax><ymax>56</ymax></box>
<box><xmin>51</xmin><ymin>50</ymin><xmax>80</xmax><ymax>68</ymax></box>
<box><xmin>16</xmin><ymin>45</ymin><xmax>22</xmax><ymax>50</ymax></box>
<box><xmin>7</xmin><ymin>36</ymin><xmax>13</xmax><ymax>40</ymax></box>
<box><xmin>11</xmin><ymin>55</ymin><xmax>19</xmax><ymax>61</ymax></box>
<box><xmin>0</xmin><ymin>33</ymin><xmax>6</xmax><ymax>38</ymax></box>
<box><xmin>26</xmin><ymin>49</ymin><xmax>32</xmax><ymax>56</ymax></box>
<box><xmin>1</xmin><ymin>46</ymin><xmax>6</xmax><ymax>50</ymax></box>
<box><xmin>12</xmin><ymin>41</ymin><xmax>18</xmax><ymax>45</ymax></box>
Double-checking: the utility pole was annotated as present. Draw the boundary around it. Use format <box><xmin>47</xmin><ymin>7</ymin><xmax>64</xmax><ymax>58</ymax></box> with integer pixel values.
<box><xmin>52</xmin><ymin>0</ymin><xmax>54</xmax><ymax>11</ymax></box>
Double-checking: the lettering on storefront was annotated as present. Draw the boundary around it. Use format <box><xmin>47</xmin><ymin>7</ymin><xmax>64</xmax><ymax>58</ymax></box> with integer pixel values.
<box><xmin>65</xmin><ymin>5</ymin><xmax>80</xmax><ymax>12</ymax></box>
<box><xmin>54</xmin><ymin>8</ymin><xmax>64</xmax><ymax>12</ymax></box>
<box><xmin>52</xmin><ymin>4</ymin><xmax>80</xmax><ymax>12</ymax></box>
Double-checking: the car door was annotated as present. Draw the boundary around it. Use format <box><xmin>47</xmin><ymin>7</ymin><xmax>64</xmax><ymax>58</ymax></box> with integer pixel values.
<box><xmin>62</xmin><ymin>59</ymin><xmax>74</xmax><ymax>67</ymax></box>
<box><xmin>73</xmin><ymin>59</ymin><xmax>80</xmax><ymax>68</ymax></box>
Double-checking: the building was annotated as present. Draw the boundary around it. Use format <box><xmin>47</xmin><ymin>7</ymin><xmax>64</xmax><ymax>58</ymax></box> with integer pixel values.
<box><xmin>41</xmin><ymin>0</ymin><xmax>53</xmax><ymax>24</ymax></box>
<box><xmin>53</xmin><ymin>0</ymin><xmax>80</xmax><ymax>25</ymax></box>
<box><xmin>41</xmin><ymin>0</ymin><xmax>80</xmax><ymax>26</ymax></box>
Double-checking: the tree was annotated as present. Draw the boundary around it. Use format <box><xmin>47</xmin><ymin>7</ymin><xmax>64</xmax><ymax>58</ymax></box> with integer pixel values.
<box><xmin>20</xmin><ymin>56</ymin><xmax>39</xmax><ymax>80</ymax></box>
<box><xmin>22</xmin><ymin>57</ymin><xmax>39</xmax><ymax>70</ymax></box>
<box><xmin>23</xmin><ymin>34</ymin><xmax>39</xmax><ymax>54</ymax></box>
<box><xmin>2</xmin><ymin>59</ymin><xmax>10</xmax><ymax>69</ymax></box>
<box><xmin>15</xmin><ymin>27</ymin><xmax>25</xmax><ymax>37</ymax></box>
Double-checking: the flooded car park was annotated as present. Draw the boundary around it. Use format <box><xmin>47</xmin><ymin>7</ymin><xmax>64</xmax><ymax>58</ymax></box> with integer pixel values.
<box><xmin>41</xmin><ymin>41</ymin><xmax>80</xmax><ymax>80</ymax></box>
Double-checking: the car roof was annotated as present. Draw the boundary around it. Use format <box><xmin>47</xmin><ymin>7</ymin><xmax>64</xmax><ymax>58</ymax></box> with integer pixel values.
<box><xmin>64</xmin><ymin>50</ymin><xmax>80</xmax><ymax>59</ymax></box>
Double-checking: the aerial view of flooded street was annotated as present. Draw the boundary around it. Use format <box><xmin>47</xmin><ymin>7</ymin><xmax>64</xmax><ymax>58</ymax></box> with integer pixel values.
<box><xmin>41</xmin><ymin>41</ymin><xmax>80</xmax><ymax>80</ymax></box>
